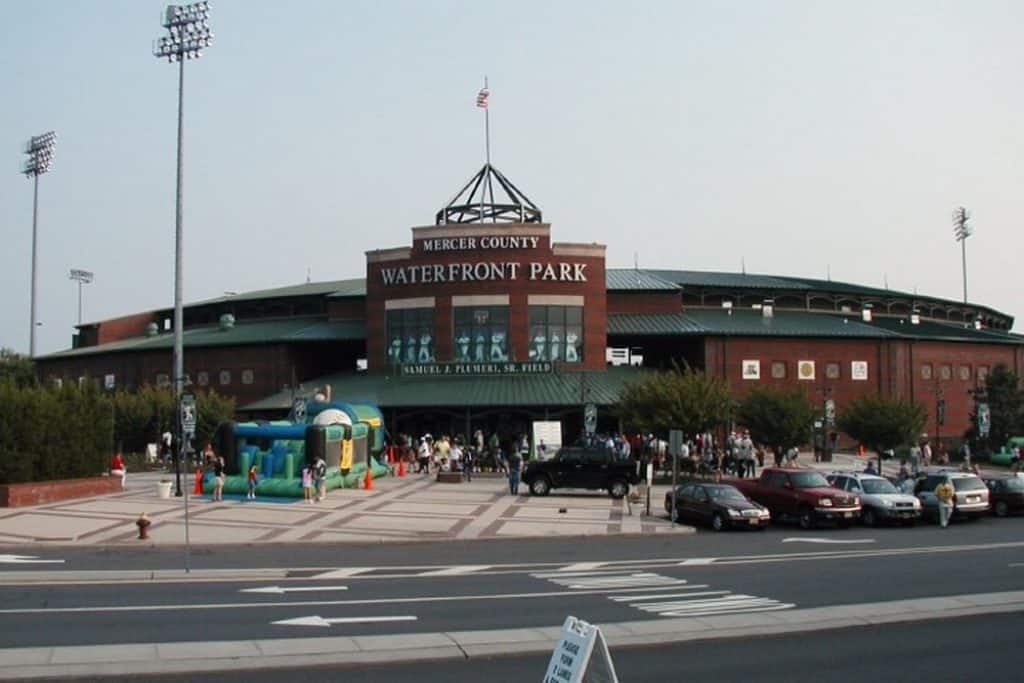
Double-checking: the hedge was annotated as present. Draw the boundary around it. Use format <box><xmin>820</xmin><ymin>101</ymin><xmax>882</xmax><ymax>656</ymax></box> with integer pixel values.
<box><xmin>0</xmin><ymin>382</ymin><xmax>236</xmax><ymax>485</ymax></box>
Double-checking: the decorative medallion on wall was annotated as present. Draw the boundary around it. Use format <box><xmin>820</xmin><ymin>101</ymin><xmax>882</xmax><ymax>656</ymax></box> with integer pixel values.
<box><xmin>798</xmin><ymin>360</ymin><xmax>815</xmax><ymax>381</ymax></box>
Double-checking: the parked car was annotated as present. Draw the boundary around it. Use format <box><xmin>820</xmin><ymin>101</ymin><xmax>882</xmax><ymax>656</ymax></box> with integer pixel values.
<box><xmin>826</xmin><ymin>472</ymin><xmax>922</xmax><ymax>526</ymax></box>
<box><xmin>522</xmin><ymin>445</ymin><xmax>639</xmax><ymax>499</ymax></box>
<box><xmin>982</xmin><ymin>475</ymin><xmax>1024</xmax><ymax>517</ymax></box>
<box><xmin>729</xmin><ymin>468</ymin><xmax>860</xmax><ymax>529</ymax></box>
<box><xmin>664</xmin><ymin>482</ymin><xmax>770</xmax><ymax>531</ymax></box>
<box><xmin>914</xmin><ymin>469</ymin><xmax>990</xmax><ymax>522</ymax></box>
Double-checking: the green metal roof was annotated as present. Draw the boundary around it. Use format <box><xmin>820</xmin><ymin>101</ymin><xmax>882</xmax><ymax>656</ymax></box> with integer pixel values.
<box><xmin>41</xmin><ymin>318</ymin><xmax>366</xmax><ymax>360</ymax></box>
<box><xmin>326</xmin><ymin>279</ymin><xmax>369</xmax><ymax>298</ymax></box>
<box><xmin>605</xmin><ymin>269</ymin><xmax>680</xmax><ymax>291</ymax></box>
<box><xmin>608</xmin><ymin>309</ymin><xmax>1024</xmax><ymax>344</ymax></box>
<box><xmin>608</xmin><ymin>309</ymin><xmax>896</xmax><ymax>338</ymax></box>
<box><xmin>241</xmin><ymin>366</ymin><xmax>646</xmax><ymax>411</ymax></box>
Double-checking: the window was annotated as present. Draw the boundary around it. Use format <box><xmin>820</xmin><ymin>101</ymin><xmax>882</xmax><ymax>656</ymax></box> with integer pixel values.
<box><xmin>771</xmin><ymin>361</ymin><xmax>787</xmax><ymax>379</ymax></box>
<box><xmin>156</xmin><ymin>373</ymin><xmax>170</xmax><ymax>387</ymax></box>
<box><xmin>825</xmin><ymin>362</ymin><xmax>840</xmax><ymax>380</ymax></box>
<box><xmin>453</xmin><ymin>306</ymin><xmax>508</xmax><ymax>362</ymax></box>
<box><xmin>940</xmin><ymin>365</ymin><xmax>952</xmax><ymax>380</ymax></box>
<box><xmin>920</xmin><ymin>364</ymin><xmax>933</xmax><ymax>380</ymax></box>
<box><xmin>958</xmin><ymin>365</ymin><xmax>971</xmax><ymax>381</ymax></box>
<box><xmin>528</xmin><ymin>305</ymin><xmax>583</xmax><ymax>363</ymax></box>
<box><xmin>241</xmin><ymin>369</ymin><xmax>254</xmax><ymax>385</ymax></box>
<box><xmin>197</xmin><ymin>371</ymin><xmax>209</xmax><ymax>387</ymax></box>
<box><xmin>387</xmin><ymin>308</ymin><xmax>435</xmax><ymax>364</ymax></box>
<box><xmin>219</xmin><ymin>370</ymin><xmax>231</xmax><ymax>386</ymax></box>
<box><xmin>977</xmin><ymin>365</ymin><xmax>990</xmax><ymax>382</ymax></box>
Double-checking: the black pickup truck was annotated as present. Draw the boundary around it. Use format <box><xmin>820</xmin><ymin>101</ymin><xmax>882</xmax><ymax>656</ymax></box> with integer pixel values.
<box><xmin>522</xmin><ymin>445</ymin><xmax>639</xmax><ymax>499</ymax></box>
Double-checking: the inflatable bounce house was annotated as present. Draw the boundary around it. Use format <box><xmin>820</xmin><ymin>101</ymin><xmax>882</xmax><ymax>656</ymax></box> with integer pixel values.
<box><xmin>207</xmin><ymin>393</ymin><xmax>388</xmax><ymax>499</ymax></box>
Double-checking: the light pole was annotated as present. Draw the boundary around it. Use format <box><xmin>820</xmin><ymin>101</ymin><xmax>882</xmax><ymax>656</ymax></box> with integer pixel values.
<box><xmin>952</xmin><ymin>206</ymin><xmax>972</xmax><ymax>304</ymax></box>
<box><xmin>22</xmin><ymin>131</ymin><xmax>57</xmax><ymax>358</ymax></box>
<box><xmin>68</xmin><ymin>269</ymin><xmax>94</xmax><ymax>326</ymax></box>
<box><xmin>154</xmin><ymin>1</ymin><xmax>212</xmax><ymax>572</ymax></box>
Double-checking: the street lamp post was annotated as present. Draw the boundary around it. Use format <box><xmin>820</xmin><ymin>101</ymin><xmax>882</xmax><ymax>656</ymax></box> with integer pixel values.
<box><xmin>154</xmin><ymin>1</ymin><xmax>213</xmax><ymax>573</ymax></box>
<box><xmin>952</xmin><ymin>206</ymin><xmax>972</xmax><ymax>304</ymax></box>
<box><xmin>22</xmin><ymin>131</ymin><xmax>57</xmax><ymax>358</ymax></box>
<box><xmin>68</xmin><ymin>269</ymin><xmax>94</xmax><ymax>326</ymax></box>
<box><xmin>153</xmin><ymin>1</ymin><xmax>212</xmax><ymax>487</ymax></box>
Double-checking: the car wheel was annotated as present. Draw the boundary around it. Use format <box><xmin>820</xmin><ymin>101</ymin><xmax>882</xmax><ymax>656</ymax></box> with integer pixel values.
<box><xmin>995</xmin><ymin>501</ymin><xmax>1009</xmax><ymax>517</ymax></box>
<box><xmin>608</xmin><ymin>480</ymin><xmax>628</xmax><ymax>499</ymax></box>
<box><xmin>711</xmin><ymin>513</ymin><xmax>726</xmax><ymax>532</ymax></box>
<box><xmin>798</xmin><ymin>506</ymin><xmax>816</xmax><ymax>530</ymax></box>
<box><xmin>862</xmin><ymin>508</ymin><xmax>877</xmax><ymax>527</ymax></box>
<box><xmin>529</xmin><ymin>477</ymin><xmax>551</xmax><ymax>496</ymax></box>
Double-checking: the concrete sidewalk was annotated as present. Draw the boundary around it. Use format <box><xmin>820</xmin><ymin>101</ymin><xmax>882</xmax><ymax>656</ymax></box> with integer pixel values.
<box><xmin>0</xmin><ymin>469</ymin><xmax>689</xmax><ymax>547</ymax></box>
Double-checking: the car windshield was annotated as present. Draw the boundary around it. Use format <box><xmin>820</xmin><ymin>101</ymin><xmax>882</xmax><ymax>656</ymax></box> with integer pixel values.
<box><xmin>705</xmin><ymin>486</ymin><xmax>746</xmax><ymax>501</ymax></box>
<box><xmin>953</xmin><ymin>477</ymin><xmax>986</xmax><ymax>492</ymax></box>
<box><xmin>861</xmin><ymin>479</ymin><xmax>897</xmax><ymax>494</ymax></box>
<box><xmin>790</xmin><ymin>472</ymin><xmax>830</xmax><ymax>488</ymax></box>
<box><xmin>1004</xmin><ymin>478</ymin><xmax>1024</xmax><ymax>491</ymax></box>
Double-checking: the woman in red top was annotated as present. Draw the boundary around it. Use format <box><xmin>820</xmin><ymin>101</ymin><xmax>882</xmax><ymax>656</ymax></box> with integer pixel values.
<box><xmin>110</xmin><ymin>453</ymin><xmax>126</xmax><ymax>490</ymax></box>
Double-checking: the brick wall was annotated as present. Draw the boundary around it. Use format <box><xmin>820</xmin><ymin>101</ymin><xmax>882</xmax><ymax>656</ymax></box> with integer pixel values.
<box><xmin>0</xmin><ymin>476</ymin><xmax>122</xmax><ymax>507</ymax></box>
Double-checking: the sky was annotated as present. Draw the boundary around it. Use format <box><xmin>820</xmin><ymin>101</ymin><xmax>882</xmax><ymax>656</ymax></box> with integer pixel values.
<box><xmin>2</xmin><ymin>1</ymin><xmax>1022</xmax><ymax>357</ymax></box>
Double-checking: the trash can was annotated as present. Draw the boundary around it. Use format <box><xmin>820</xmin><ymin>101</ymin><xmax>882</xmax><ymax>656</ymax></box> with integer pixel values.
<box><xmin>156</xmin><ymin>481</ymin><xmax>172</xmax><ymax>499</ymax></box>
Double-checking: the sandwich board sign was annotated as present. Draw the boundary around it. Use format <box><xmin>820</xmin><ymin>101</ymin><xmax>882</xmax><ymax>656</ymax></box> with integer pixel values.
<box><xmin>543</xmin><ymin>616</ymin><xmax>618</xmax><ymax>683</ymax></box>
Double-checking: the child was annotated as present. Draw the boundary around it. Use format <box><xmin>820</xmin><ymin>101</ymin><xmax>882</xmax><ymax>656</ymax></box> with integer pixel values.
<box><xmin>301</xmin><ymin>465</ymin><xmax>313</xmax><ymax>503</ymax></box>
<box><xmin>247</xmin><ymin>464</ymin><xmax>258</xmax><ymax>500</ymax></box>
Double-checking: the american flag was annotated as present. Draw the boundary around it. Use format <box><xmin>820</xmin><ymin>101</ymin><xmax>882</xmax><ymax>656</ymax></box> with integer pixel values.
<box><xmin>476</xmin><ymin>88</ymin><xmax>489</xmax><ymax>108</ymax></box>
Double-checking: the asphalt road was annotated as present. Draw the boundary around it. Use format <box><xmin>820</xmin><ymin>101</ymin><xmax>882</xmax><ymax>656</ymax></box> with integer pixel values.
<box><xmin>2</xmin><ymin>517</ymin><xmax>1023</xmax><ymax>649</ymax></box>
<box><xmin>61</xmin><ymin>611</ymin><xmax>1024</xmax><ymax>683</ymax></box>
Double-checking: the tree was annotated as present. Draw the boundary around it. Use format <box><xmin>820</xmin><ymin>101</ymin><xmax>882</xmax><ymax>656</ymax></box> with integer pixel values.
<box><xmin>737</xmin><ymin>387</ymin><xmax>817</xmax><ymax>460</ymax></box>
<box><xmin>964</xmin><ymin>364</ymin><xmax>1023</xmax><ymax>454</ymax></box>
<box><xmin>837</xmin><ymin>394</ymin><xmax>926</xmax><ymax>473</ymax></box>
<box><xmin>615</xmin><ymin>362</ymin><xmax>734</xmax><ymax>437</ymax></box>
<box><xmin>0</xmin><ymin>348</ymin><xmax>35</xmax><ymax>388</ymax></box>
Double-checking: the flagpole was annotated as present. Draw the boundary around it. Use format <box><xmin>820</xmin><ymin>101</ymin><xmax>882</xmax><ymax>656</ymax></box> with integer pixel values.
<box><xmin>484</xmin><ymin>76</ymin><xmax>491</xmax><ymax>167</ymax></box>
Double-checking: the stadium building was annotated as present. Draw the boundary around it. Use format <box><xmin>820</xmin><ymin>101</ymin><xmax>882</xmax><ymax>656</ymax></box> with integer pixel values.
<box><xmin>36</xmin><ymin>165</ymin><xmax>1024</xmax><ymax>448</ymax></box>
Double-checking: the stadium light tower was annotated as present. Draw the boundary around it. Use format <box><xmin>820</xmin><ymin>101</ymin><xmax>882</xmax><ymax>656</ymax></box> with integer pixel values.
<box><xmin>69</xmin><ymin>269</ymin><xmax>94</xmax><ymax>325</ymax></box>
<box><xmin>22</xmin><ymin>131</ymin><xmax>57</xmax><ymax>358</ymax></box>
<box><xmin>952</xmin><ymin>206</ymin><xmax>972</xmax><ymax>304</ymax></box>
<box><xmin>153</xmin><ymin>2</ymin><xmax>213</xmax><ymax>505</ymax></box>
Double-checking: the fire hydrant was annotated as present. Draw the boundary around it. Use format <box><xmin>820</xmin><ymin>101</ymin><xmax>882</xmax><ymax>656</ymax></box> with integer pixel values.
<box><xmin>136</xmin><ymin>512</ymin><xmax>151</xmax><ymax>540</ymax></box>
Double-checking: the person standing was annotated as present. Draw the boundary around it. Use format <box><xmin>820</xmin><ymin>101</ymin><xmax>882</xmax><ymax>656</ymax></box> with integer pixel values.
<box><xmin>507</xmin><ymin>448</ymin><xmax>523</xmax><ymax>495</ymax></box>
<box><xmin>110</xmin><ymin>452</ymin><xmax>127</xmax><ymax>490</ymax></box>
<box><xmin>921</xmin><ymin>440</ymin><xmax>932</xmax><ymax>469</ymax></box>
<box><xmin>314</xmin><ymin>456</ymin><xmax>327</xmax><ymax>501</ymax></box>
<box><xmin>909</xmin><ymin>442</ymin><xmax>922</xmax><ymax>477</ymax></box>
<box><xmin>213</xmin><ymin>456</ymin><xmax>225</xmax><ymax>502</ymax></box>
<box><xmin>247</xmin><ymin>464</ymin><xmax>258</xmax><ymax>500</ymax></box>
<box><xmin>935</xmin><ymin>478</ymin><xmax>955</xmax><ymax>527</ymax></box>
<box><xmin>301</xmin><ymin>465</ymin><xmax>313</xmax><ymax>503</ymax></box>
<box><xmin>461</xmin><ymin>444</ymin><xmax>474</xmax><ymax>482</ymax></box>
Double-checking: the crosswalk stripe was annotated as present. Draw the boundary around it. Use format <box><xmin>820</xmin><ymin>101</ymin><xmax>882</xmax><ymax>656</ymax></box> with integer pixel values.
<box><xmin>607</xmin><ymin>587</ymin><xmax>711</xmax><ymax>601</ymax></box>
<box><xmin>309</xmin><ymin>568</ymin><xmax>373</xmax><ymax>580</ymax></box>
<box><xmin>559</xmin><ymin>562</ymin><xmax>606</xmax><ymax>572</ymax></box>
<box><xmin>531</xmin><ymin>567</ymin><xmax>795</xmax><ymax>619</ymax></box>
<box><xmin>417</xmin><ymin>565</ymin><xmax>491</xmax><ymax>577</ymax></box>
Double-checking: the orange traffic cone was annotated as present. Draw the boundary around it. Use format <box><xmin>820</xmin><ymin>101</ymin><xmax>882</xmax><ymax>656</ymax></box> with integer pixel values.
<box><xmin>193</xmin><ymin>468</ymin><xmax>203</xmax><ymax>494</ymax></box>
<box><xmin>858</xmin><ymin>444</ymin><xmax>865</xmax><ymax>456</ymax></box>
<box><xmin>397</xmin><ymin>459</ymin><xmax>405</xmax><ymax>477</ymax></box>
<box><xmin>364</xmin><ymin>466</ymin><xmax>373</xmax><ymax>490</ymax></box>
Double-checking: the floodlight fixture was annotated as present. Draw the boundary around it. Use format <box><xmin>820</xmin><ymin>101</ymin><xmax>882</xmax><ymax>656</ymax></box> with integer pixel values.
<box><xmin>951</xmin><ymin>205</ymin><xmax>972</xmax><ymax>304</ymax></box>
<box><xmin>69</xmin><ymin>269</ymin><xmax>94</xmax><ymax>325</ymax></box>
<box><xmin>22</xmin><ymin>130</ymin><xmax>58</xmax><ymax>358</ymax></box>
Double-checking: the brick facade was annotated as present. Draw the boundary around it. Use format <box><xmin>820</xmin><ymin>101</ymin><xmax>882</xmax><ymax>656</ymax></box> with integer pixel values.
<box><xmin>366</xmin><ymin>223</ymin><xmax>607</xmax><ymax>370</ymax></box>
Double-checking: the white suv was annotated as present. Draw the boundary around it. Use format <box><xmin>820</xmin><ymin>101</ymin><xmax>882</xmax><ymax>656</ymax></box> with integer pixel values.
<box><xmin>827</xmin><ymin>472</ymin><xmax>922</xmax><ymax>526</ymax></box>
<box><xmin>914</xmin><ymin>469</ymin><xmax>990</xmax><ymax>522</ymax></box>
